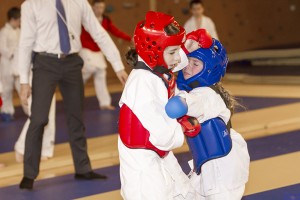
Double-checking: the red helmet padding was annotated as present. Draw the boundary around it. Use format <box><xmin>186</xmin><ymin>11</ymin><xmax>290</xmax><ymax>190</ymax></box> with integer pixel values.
<box><xmin>134</xmin><ymin>11</ymin><xmax>185</xmax><ymax>69</ymax></box>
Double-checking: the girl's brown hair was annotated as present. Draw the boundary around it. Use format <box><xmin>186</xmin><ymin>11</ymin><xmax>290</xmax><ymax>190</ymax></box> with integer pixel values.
<box><xmin>214</xmin><ymin>82</ymin><xmax>244</xmax><ymax>114</ymax></box>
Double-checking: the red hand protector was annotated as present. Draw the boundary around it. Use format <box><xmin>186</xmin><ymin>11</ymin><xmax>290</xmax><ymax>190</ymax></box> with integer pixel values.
<box><xmin>177</xmin><ymin>115</ymin><xmax>201</xmax><ymax>137</ymax></box>
<box><xmin>186</xmin><ymin>29</ymin><xmax>213</xmax><ymax>49</ymax></box>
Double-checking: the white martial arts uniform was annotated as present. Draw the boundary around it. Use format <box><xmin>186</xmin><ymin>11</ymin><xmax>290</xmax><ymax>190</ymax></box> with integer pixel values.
<box><xmin>14</xmin><ymin>93</ymin><xmax>56</xmax><ymax>158</ymax></box>
<box><xmin>184</xmin><ymin>15</ymin><xmax>219</xmax><ymax>39</ymax></box>
<box><xmin>79</xmin><ymin>48</ymin><xmax>110</xmax><ymax>107</ymax></box>
<box><xmin>0</xmin><ymin>23</ymin><xmax>21</xmax><ymax>115</ymax></box>
<box><xmin>119</xmin><ymin>67</ymin><xmax>195</xmax><ymax>200</ymax></box>
<box><xmin>178</xmin><ymin>87</ymin><xmax>250</xmax><ymax>200</ymax></box>
<box><xmin>0</xmin><ymin>80</ymin><xmax>3</xmax><ymax>96</ymax></box>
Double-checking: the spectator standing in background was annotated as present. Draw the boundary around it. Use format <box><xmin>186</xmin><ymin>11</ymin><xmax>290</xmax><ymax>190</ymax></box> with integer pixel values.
<box><xmin>80</xmin><ymin>0</ymin><xmax>132</xmax><ymax>110</ymax></box>
<box><xmin>184</xmin><ymin>0</ymin><xmax>219</xmax><ymax>39</ymax></box>
<box><xmin>18</xmin><ymin>0</ymin><xmax>128</xmax><ymax>190</ymax></box>
<box><xmin>0</xmin><ymin>7</ymin><xmax>21</xmax><ymax>122</ymax></box>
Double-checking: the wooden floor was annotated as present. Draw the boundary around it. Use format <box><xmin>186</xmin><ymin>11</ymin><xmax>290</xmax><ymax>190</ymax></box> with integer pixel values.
<box><xmin>1</xmin><ymin>76</ymin><xmax>300</xmax><ymax>199</ymax></box>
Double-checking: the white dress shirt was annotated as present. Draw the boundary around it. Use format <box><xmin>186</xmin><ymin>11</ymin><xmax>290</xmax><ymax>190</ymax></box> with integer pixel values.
<box><xmin>184</xmin><ymin>15</ymin><xmax>219</xmax><ymax>39</ymax></box>
<box><xmin>18</xmin><ymin>0</ymin><xmax>125</xmax><ymax>84</ymax></box>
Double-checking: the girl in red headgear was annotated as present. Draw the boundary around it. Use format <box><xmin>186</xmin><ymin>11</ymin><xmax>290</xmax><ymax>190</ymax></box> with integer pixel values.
<box><xmin>118</xmin><ymin>11</ymin><xmax>196</xmax><ymax>200</ymax></box>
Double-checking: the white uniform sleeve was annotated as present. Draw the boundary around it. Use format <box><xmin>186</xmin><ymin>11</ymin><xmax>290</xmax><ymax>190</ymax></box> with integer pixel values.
<box><xmin>80</xmin><ymin>0</ymin><xmax>125</xmax><ymax>72</ymax></box>
<box><xmin>0</xmin><ymin>28</ymin><xmax>15</xmax><ymax>59</ymax></box>
<box><xmin>206</xmin><ymin>17</ymin><xmax>219</xmax><ymax>40</ymax></box>
<box><xmin>177</xmin><ymin>87</ymin><xmax>230</xmax><ymax>124</ymax></box>
<box><xmin>0</xmin><ymin>80</ymin><xmax>2</xmax><ymax>93</ymax></box>
<box><xmin>18</xmin><ymin>1</ymin><xmax>36</xmax><ymax>84</ymax></box>
<box><xmin>120</xmin><ymin>70</ymin><xmax>184</xmax><ymax>151</ymax></box>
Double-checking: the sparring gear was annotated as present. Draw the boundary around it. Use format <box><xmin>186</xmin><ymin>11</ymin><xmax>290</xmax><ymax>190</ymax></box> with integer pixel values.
<box><xmin>165</xmin><ymin>96</ymin><xmax>188</xmax><ymax>119</ymax></box>
<box><xmin>187</xmin><ymin>29</ymin><xmax>213</xmax><ymax>49</ymax></box>
<box><xmin>134</xmin><ymin>61</ymin><xmax>176</xmax><ymax>98</ymax></box>
<box><xmin>172</xmin><ymin>48</ymin><xmax>189</xmax><ymax>72</ymax></box>
<box><xmin>177</xmin><ymin>39</ymin><xmax>228</xmax><ymax>90</ymax></box>
<box><xmin>119</xmin><ymin>62</ymin><xmax>176</xmax><ymax>157</ymax></box>
<box><xmin>0</xmin><ymin>97</ymin><xmax>2</xmax><ymax>108</ymax></box>
<box><xmin>186</xmin><ymin>117</ymin><xmax>232</xmax><ymax>175</ymax></box>
<box><xmin>177</xmin><ymin>115</ymin><xmax>201</xmax><ymax>137</ymax></box>
<box><xmin>182</xmin><ymin>29</ymin><xmax>213</xmax><ymax>54</ymax></box>
<box><xmin>119</xmin><ymin>104</ymin><xmax>168</xmax><ymax>157</ymax></box>
<box><xmin>134</xmin><ymin>11</ymin><xmax>185</xmax><ymax>69</ymax></box>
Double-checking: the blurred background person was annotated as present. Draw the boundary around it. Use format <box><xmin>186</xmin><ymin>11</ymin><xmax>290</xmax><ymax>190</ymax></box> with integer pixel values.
<box><xmin>184</xmin><ymin>0</ymin><xmax>219</xmax><ymax>39</ymax></box>
<box><xmin>80</xmin><ymin>0</ymin><xmax>132</xmax><ymax>110</ymax></box>
<box><xmin>0</xmin><ymin>7</ymin><xmax>21</xmax><ymax>122</ymax></box>
<box><xmin>14</xmin><ymin>74</ymin><xmax>56</xmax><ymax>163</ymax></box>
<box><xmin>0</xmin><ymin>80</ymin><xmax>6</xmax><ymax>168</ymax></box>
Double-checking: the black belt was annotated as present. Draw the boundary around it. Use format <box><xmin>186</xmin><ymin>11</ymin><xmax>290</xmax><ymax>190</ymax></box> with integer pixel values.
<box><xmin>35</xmin><ymin>52</ymin><xmax>78</xmax><ymax>59</ymax></box>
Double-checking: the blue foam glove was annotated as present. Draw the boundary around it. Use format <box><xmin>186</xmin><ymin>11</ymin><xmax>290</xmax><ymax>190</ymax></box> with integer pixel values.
<box><xmin>165</xmin><ymin>96</ymin><xmax>188</xmax><ymax>119</ymax></box>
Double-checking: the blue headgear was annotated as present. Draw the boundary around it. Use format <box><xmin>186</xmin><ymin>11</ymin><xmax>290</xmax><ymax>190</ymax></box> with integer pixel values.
<box><xmin>177</xmin><ymin>39</ymin><xmax>228</xmax><ymax>91</ymax></box>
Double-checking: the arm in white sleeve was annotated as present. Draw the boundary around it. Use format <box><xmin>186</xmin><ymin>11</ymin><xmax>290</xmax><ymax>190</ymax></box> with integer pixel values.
<box><xmin>177</xmin><ymin>89</ymin><xmax>206</xmax><ymax>119</ymax></box>
<box><xmin>81</xmin><ymin>0</ymin><xmax>125</xmax><ymax>72</ymax></box>
<box><xmin>177</xmin><ymin>87</ymin><xmax>230</xmax><ymax>123</ymax></box>
<box><xmin>122</xmin><ymin>71</ymin><xmax>184</xmax><ymax>151</ymax></box>
<box><xmin>0</xmin><ymin>29</ymin><xmax>15</xmax><ymax>59</ymax></box>
<box><xmin>18</xmin><ymin>1</ymin><xmax>36</xmax><ymax>84</ymax></box>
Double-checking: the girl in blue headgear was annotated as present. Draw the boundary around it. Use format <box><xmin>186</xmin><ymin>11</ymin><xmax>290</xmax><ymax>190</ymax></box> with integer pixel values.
<box><xmin>175</xmin><ymin>30</ymin><xmax>250</xmax><ymax>200</ymax></box>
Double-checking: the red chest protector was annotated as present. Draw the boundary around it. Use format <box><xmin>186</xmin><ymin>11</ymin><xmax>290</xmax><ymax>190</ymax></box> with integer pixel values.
<box><xmin>119</xmin><ymin>62</ymin><xmax>175</xmax><ymax>157</ymax></box>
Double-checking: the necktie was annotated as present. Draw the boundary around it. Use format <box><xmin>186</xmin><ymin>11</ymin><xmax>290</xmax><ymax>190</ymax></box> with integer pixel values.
<box><xmin>56</xmin><ymin>0</ymin><xmax>71</xmax><ymax>54</ymax></box>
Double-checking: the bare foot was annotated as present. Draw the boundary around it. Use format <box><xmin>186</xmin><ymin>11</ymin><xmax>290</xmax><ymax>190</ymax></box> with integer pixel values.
<box><xmin>0</xmin><ymin>163</ymin><xmax>6</xmax><ymax>168</ymax></box>
<box><xmin>100</xmin><ymin>105</ymin><xmax>116</xmax><ymax>110</ymax></box>
<box><xmin>15</xmin><ymin>151</ymin><xmax>24</xmax><ymax>163</ymax></box>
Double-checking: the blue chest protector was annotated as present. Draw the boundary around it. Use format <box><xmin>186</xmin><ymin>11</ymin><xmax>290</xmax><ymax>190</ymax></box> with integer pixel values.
<box><xmin>176</xmin><ymin>39</ymin><xmax>232</xmax><ymax>174</ymax></box>
<box><xmin>187</xmin><ymin>117</ymin><xmax>232</xmax><ymax>175</ymax></box>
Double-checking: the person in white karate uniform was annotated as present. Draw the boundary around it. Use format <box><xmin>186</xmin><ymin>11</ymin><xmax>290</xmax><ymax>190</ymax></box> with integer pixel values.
<box><xmin>0</xmin><ymin>81</ymin><xmax>6</xmax><ymax>168</ymax></box>
<box><xmin>0</xmin><ymin>7</ymin><xmax>21</xmax><ymax>122</ymax></box>
<box><xmin>80</xmin><ymin>0</ymin><xmax>132</xmax><ymax>110</ymax></box>
<box><xmin>14</xmin><ymin>71</ymin><xmax>56</xmax><ymax>163</ymax></box>
<box><xmin>118</xmin><ymin>11</ymin><xmax>199</xmax><ymax>200</ymax></box>
<box><xmin>184</xmin><ymin>0</ymin><xmax>219</xmax><ymax>39</ymax></box>
<box><xmin>176</xmin><ymin>31</ymin><xmax>250</xmax><ymax>200</ymax></box>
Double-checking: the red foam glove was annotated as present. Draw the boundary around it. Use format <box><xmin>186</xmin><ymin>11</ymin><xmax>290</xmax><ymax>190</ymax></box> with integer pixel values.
<box><xmin>177</xmin><ymin>115</ymin><xmax>201</xmax><ymax>137</ymax></box>
<box><xmin>0</xmin><ymin>96</ymin><xmax>2</xmax><ymax>108</ymax></box>
<box><xmin>187</xmin><ymin>29</ymin><xmax>213</xmax><ymax>48</ymax></box>
<box><xmin>182</xmin><ymin>29</ymin><xmax>213</xmax><ymax>54</ymax></box>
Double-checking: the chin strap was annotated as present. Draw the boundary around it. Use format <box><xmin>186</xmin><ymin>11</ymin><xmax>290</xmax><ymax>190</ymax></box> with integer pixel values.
<box><xmin>134</xmin><ymin>62</ymin><xmax>175</xmax><ymax>98</ymax></box>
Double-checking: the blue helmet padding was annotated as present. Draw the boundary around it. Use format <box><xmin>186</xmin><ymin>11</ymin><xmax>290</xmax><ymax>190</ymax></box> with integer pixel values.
<box><xmin>177</xmin><ymin>39</ymin><xmax>228</xmax><ymax>90</ymax></box>
<box><xmin>186</xmin><ymin>117</ymin><xmax>232</xmax><ymax>175</ymax></box>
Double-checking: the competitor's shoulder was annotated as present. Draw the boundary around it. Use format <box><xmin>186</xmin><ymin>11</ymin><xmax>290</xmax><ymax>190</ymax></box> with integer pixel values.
<box><xmin>203</xmin><ymin>15</ymin><xmax>215</xmax><ymax>23</ymax></box>
<box><xmin>127</xmin><ymin>69</ymin><xmax>163</xmax><ymax>86</ymax></box>
<box><xmin>190</xmin><ymin>86</ymin><xmax>215</xmax><ymax>94</ymax></box>
<box><xmin>129</xmin><ymin>69</ymin><xmax>154</xmax><ymax>79</ymax></box>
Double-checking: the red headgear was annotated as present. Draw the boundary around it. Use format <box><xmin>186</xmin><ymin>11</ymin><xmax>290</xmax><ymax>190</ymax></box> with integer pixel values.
<box><xmin>134</xmin><ymin>11</ymin><xmax>186</xmax><ymax>69</ymax></box>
